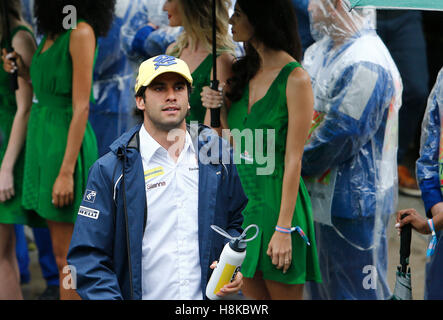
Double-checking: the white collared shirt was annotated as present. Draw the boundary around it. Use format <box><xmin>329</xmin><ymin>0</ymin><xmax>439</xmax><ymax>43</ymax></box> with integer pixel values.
<box><xmin>139</xmin><ymin>125</ymin><xmax>202</xmax><ymax>300</ymax></box>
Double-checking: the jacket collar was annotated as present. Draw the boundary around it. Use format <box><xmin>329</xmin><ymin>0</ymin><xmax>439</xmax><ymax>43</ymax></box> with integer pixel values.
<box><xmin>109</xmin><ymin>124</ymin><xmax>142</xmax><ymax>155</ymax></box>
<box><xmin>110</xmin><ymin>123</ymin><xmax>225</xmax><ymax>165</ymax></box>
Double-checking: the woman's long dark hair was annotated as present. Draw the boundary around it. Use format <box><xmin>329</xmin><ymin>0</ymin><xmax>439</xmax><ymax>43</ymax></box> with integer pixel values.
<box><xmin>0</xmin><ymin>0</ymin><xmax>22</xmax><ymax>44</ymax></box>
<box><xmin>34</xmin><ymin>0</ymin><xmax>115</xmax><ymax>38</ymax></box>
<box><xmin>227</xmin><ymin>0</ymin><xmax>302</xmax><ymax>102</ymax></box>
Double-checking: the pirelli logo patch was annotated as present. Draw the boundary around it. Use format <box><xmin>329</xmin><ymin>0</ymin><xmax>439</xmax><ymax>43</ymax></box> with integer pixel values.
<box><xmin>78</xmin><ymin>206</ymin><xmax>100</xmax><ymax>220</ymax></box>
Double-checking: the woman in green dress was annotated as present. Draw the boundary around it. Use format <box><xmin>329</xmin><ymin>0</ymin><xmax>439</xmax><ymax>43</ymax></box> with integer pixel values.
<box><xmin>202</xmin><ymin>0</ymin><xmax>322</xmax><ymax>299</ymax></box>
<box><xmin>2</xmin><ymin>0</ymin><xmax>115</xmax><ymax>300</ymax></box>
<box><xmin>163</xmin><ymin>0</ymin><xmax>236</xmax><ymax>133</ymax></box>
<box><xmin>0</xmin><ymin>0</ymin><xmax>43</xmax><ymax>300</ymax></box>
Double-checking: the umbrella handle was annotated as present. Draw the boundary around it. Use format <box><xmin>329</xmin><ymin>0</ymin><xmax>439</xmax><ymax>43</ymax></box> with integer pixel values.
<box><xmin>400</xmin><ymin>213</ymin><xmax>412</xmax><ymax>273</ymax></box>
<box><xmin>1</xmin><ymin>0</ymin><xmax>19</xmax><ymax>91</ymax></box>
<box><xmin>210</xmin><ymin>79</ymin><xmax>221</xmax><ymax>128</ymax></box>
<box><xmin>5</xmin><ymin>45</ymin><xmax>19</xmax><ymax>91</ymax></box>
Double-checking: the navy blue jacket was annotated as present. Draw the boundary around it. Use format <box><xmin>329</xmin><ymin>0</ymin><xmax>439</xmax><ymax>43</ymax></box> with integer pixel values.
<box><xmin>67</xmin><ymin>124</ymin><xmax>247</xmax><ymax>300</ymax></box>
<box><xmin>417</xmin><ymin>68</ymin><xmax>443</xmax><ymax>217</ymax></box>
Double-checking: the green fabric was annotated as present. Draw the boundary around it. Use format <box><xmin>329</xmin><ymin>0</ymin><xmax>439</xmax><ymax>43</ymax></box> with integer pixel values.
<box><xmin>22</xmin><ymin>25</ymin><xmax>98</xmax><ymax>223</ymax></box>
<box><xmin>227</xmin><ymin>62</ymin><xmax>322</xmax><ymax>284</ymax></box>
<box><xmin>349</xmin><ymin>0</ymin><xmax>443</xmax><ymax>10</ymax></box>
<box><xmin>186</xmin><ymin>54</ymin><xmax>213</xmax><ymax>124</ymax></box>
<box><xmin>0</xmin><ymin>26</ymin><xmax>46</xmax><ymax>227</ymax></box>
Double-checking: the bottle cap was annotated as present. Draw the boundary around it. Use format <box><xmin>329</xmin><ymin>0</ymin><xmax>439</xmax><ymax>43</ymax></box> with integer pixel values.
<box><xmin>210</xmin><ymin>224</ymin><xmax>259</xmax><ymax>252</ymax></box>
<box><xmin>229</xmin><ymin>238</ymin><xmax>247</xmax><ymax>252</ymax></box>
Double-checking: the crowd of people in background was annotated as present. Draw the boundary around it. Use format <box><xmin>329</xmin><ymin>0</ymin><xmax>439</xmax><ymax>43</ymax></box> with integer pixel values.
<box><xmin>0</xmin><ymin>0</ymin><xmax>442</xmax><ymax>300</ymax></box>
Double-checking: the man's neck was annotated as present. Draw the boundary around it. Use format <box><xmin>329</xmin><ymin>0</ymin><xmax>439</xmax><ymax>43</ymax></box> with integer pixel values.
<box><xmin>143</xmin><ymin>121</ymin><xmax>188</xmax><ymax>162</ymax></box>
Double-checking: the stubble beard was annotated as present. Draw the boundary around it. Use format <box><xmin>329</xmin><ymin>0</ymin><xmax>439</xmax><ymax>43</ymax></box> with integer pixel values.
<box><xmin>146</xmin><ymin>104</ymin><xmax>188</xmax><ymax>133</ymax></box>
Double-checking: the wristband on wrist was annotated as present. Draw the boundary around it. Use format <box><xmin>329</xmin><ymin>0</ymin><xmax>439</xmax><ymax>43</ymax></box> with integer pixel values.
<box><xmin>275</xmin><ymin>226</ymin><xmax>295</xmax><ymax>233</ymax></box>
<box><xmin>275</xmin><ymin>225</ymin><xmax>311</xmax><ymax>246</ymax></box>
<box><xmin>426</xmin><ymin>218</ymin><xmax>437</xmax><ymax>257</ymax></box>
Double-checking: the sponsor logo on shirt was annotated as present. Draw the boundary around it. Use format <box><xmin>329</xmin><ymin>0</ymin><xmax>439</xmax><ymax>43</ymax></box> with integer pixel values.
<box><xmin>188</xmin><ymin>167</ymin><xmax>199</xmax><ymax>171</ymax></box>
<box><xmin>83</xmin><ymin>189</ymin><xmax>97</xmax><ymax>203</ymax></box>
<box><xmin>144</xmin><ymin>166</ymin><xmax>164</xmax><ymax>181</ymax></box>
<box><xmin>146</xmin><ymin>181</ymin><xmax>166</xmax><ymax>191</ymax></box>
<box><xmin>78</xmin><ymin>206</ymin><xmax>100</xmax><ymax>220</ymax></box>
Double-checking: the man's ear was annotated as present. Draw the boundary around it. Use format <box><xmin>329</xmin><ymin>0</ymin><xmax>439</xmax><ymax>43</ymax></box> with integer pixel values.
<box><xmin>135</xmin><ymin>96</ymin><xmax>146</xmax><ymax>111</ymax></box>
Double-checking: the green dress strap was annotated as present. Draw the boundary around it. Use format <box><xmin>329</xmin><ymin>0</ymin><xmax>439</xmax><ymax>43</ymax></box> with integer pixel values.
<box><xmin>10</xmin><ymin>25</ymin><xmax>34</xmax><ymax>40</ymax></box>
<box><xmin>1</xmin><ymin>25</ymin><xmax>34</xmax><ymax>48</ymax></box>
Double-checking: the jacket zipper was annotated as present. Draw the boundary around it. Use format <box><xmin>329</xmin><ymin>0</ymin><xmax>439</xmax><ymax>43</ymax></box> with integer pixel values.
<box><xmin>118</xmin><ymin>148</ymin><xmax>134</xmax><ymax>300</ymax></box>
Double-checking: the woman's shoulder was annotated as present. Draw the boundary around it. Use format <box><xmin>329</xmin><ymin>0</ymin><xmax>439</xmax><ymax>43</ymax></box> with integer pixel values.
<box><xmin>71</xmin><ymin>21</ymin><xmax>95</xmax><ymax>37</ymax></box>
<box><xmin>287</xmin><ymin>61</ymin><xmax>310</xmax><ymax>86</ymax></box>
<box><xmin>69</xmin><ymin>21</ymin><xmax>96</xmax><ymax>47</ymax></box>
<box><xmin>285</xmin><ymin>62</ymin><xmax>313</xmax><ymax>107</ymax></box>
<box><xmin>9</xmin><ymin>21</ymin><xmax>33</xmax><ymax>39</ymax></box>
<box><xmin>11</xmin><ymin>27</ymin><xmax>35</xmax><ymax>46</ymax></box>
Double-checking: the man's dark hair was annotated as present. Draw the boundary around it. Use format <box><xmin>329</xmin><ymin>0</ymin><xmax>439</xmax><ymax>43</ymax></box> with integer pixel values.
<box><xmin>133</xmin><ymin>82</ymin><xmax>193</xmax><ymax>123</ymax></box>
<box><xmin>226</xmin><ymin>0</ymin><xmax>303</xmax><ymax>102</ymax></box>
<box><xmin>34</xmin><ymin>0</ymin><xmax>115</xmax><ymax>38</ymax></box>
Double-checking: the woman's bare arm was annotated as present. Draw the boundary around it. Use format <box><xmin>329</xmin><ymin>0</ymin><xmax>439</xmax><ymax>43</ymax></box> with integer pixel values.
<box><xmin>52</xmin><ymin>22</ymin><xmax>96</xmax><ymax>208</ymax></box>
<box><xmin>0</xmin><ymin>30</ymin><xmax>36</xmax><ymax>202</ymax></box>
<box><xmin>266</xmin><ymin>67</ymin><xmax>314</xmax><ymax>273</ymax></box>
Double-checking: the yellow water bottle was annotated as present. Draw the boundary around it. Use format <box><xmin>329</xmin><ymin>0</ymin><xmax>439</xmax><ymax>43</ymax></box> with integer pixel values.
<box><xmin>205</xmin><ymin>224</ymin><xmax>259</xmax><ymax>300</ymax></box>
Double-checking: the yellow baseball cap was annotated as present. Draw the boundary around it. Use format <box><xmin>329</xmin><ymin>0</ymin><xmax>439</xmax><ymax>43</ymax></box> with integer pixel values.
<box><xmin>134</xmin><ymin>55</ymin><xmax>193</xmax><ymax>94</ymax></box>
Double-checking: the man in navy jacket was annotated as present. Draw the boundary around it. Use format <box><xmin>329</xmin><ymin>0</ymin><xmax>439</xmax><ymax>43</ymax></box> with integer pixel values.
<box><xmin>67</xmin><ymin>55</ymin><xmax>247</xmax><ymax>300</ymax></box>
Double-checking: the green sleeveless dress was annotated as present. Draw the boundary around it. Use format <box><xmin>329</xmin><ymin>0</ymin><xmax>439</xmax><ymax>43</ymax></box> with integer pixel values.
<box><xmin>228</xmin><ymin>62</ymin><xmax>322</xmax><ymax>284</ymax></box>
<box><xmin>22</xmin><ymin>25</ymin><xmax>98</xmax><ymax>223</ymax></box>
<box><xmin>0</xmin><ymin>26</ymin><xmax>45</xmax><ymax>227</ymax></box>
<box><xmin>186</xmin><ymin>54</ymin><xmax>213</xmax><ymax>124</ymax></box>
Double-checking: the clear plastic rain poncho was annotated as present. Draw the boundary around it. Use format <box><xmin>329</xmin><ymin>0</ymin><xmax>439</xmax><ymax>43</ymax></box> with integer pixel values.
<box><xmin>120</xmin><ymin>0</ymin><xmax>182</xmax><ymax>66</ymax></box>
<box><xmin>88</xmin><ymin>0</ymin><xmax>141</xmax><ymax>156</ymax></box>
<box><xmin>301</xmin><ymin>0</ymin><xmax>402</xmax><ymax>299</ymax></box>
<box><xmin>416</xmin><ymin>67</ymin><xmax>443</xmax><ymax>299</ymax></box>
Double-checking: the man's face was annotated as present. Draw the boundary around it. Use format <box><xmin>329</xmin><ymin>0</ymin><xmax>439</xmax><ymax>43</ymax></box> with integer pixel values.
<box><xmin>136</xmin><ymin>72</ymin><xmax>190</xmax><ymax>132</ymax></box>
<box><xmin>229</xmin><ymin>2</ymin><xmax>254</xmax><ymax>43</ymax></box>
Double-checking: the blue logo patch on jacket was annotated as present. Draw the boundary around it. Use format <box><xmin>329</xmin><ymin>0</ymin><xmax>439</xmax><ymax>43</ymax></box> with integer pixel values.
<box><xmin>84</xmin><ymin>189</ymin><xmax>97</xmax><ymax>203</ymax></box>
